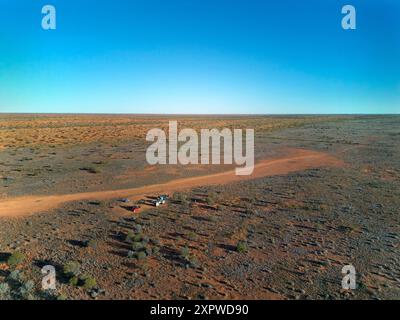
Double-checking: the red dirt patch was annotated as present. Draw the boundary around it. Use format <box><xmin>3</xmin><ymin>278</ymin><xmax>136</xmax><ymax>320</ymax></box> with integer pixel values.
<box><xmin>0</xmin><ymin>148</ymin><xmax>343</xmax><ymax>218</ymax></box>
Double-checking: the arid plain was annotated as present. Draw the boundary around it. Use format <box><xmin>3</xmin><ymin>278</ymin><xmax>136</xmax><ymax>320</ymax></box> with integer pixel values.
<box><xmin>0</xmin><ymin>114</ymin><xmax>399</xmax><ymax>300</ymax></box>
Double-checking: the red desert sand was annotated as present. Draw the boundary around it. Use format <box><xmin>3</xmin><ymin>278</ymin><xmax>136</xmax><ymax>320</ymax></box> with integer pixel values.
<box><xmin>0</xmin><ymin>148</ymin><xmax>343</xmax><ymax>217</ymax></box>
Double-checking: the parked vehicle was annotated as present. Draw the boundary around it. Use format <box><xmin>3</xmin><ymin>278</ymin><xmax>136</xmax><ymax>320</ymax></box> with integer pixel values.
<box><xmin>153</xmin><ymin>200</ymin><xmax>161</xmax><ymax>207</ymax></box>
<box><xmin>119</xmin><ymin>198</ymin><xmax>130</xmax><ymax>203</ymax></box>
<box><xmin>157</xmin><ymin>194</ymin><xmax>169</xmax><ymax>204</ymax></box>
<box><xmin>130</xmin><ymin>205</ymin><xmax>141</xmax><ymax>213</ymax></box>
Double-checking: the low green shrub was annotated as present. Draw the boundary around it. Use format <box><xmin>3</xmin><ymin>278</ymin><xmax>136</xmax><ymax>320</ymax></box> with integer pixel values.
<box><xmin>7</xmin><ymin>251</ymin><xmax>25</xmax><ymax>268</ymax></box>
<box><xmin>68</xmin><ymin>276</ymin><xmax>79</xmax><ymax>286</ymax></box>
<box><xmin>63</xmin><ymin>261</ymin><xmax>81</xmax><ymax>277</ymax></box>
<box><xmin>236</xmin><ymin>241</ymin><xmax>247</xmax><ymax>253</ymax></box>
<box><xmin>8</xmin><ymin>269</ymin><xmax>22</xmax><ymax>281</ymax></box>
<box><xmin>181</xmin><ymin>245</ymin><xmax>190</xmax><ymax>259</ymax></box>
<box><xmin>85</xmin><ymin>239</ymin><xmax>98</xmax><ymax>249</ymax></box>
<box><xmin>20</xmin><ymin>280</ymin><xmax>35</xmax><ymax>299</ymax></box>
<box><xmin>0</xmin><ymin>283</ymin><xmax>10</xmax><ymax>299</ymax></box>
<box><xmin>188</xmin><ymin>232</ymin><xmax>198</xmax><ymax>241</ymax></box>
<box><xmin>136</xmin><ymin>251</ymin><xmax>147</xmax><ymax>260</ymax></box>
<box><xmin>127</xmin><ymin>250</ymin><xmax>135</xmax><ymax>258</ymax></box>
<box><xmin>132</xmin><ymin>242</ymin><xmax>144</xmax><ymax>251</ymax></box>
<box><xmin>81</xmin><ymin>275</ymin><xmax>97</xmax><ymax>290</ymax></box>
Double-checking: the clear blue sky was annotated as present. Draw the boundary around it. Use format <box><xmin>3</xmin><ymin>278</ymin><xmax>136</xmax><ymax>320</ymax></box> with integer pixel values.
<box><xmin>0</xmin><ymin>0</ymin><xmax>399</xmax><ymax>114</ymax></box>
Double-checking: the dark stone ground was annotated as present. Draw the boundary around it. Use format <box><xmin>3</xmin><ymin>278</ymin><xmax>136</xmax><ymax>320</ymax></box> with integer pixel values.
<box><xmin>0</xmin><ymin>116</ymin><xmax>399</xmax><ymax>300</ymax></box>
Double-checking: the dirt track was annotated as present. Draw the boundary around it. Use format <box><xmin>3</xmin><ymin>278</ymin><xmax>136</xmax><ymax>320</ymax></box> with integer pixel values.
<box><xmin>0</xmin><ymin>148</ymin><xmax>343</xmax><ymax>218</ymax></box>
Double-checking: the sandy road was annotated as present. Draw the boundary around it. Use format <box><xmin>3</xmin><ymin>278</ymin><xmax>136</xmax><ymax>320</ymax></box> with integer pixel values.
<box><xmin>0</xmin><ymin>148</ymin><xmax>343</xmax><ymax>218</ymax></box>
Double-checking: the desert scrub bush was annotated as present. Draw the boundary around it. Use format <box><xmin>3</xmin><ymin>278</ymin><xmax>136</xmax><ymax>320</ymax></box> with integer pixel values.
<box><xmin>180</xmin><ymin>245</ymin><xmax>190</xmax><ymax>260</ymax></box>
<box><xmin>187</xmin><ymin>232</ymin><xmax>198</xmax><ymax>241</ymax></box>
<box><xmin>181</xmin><ymin>204</ymin><xmax>191</xmax><ymax>215</ymax></box>
<box><xmin>180</xmin><ymin>245</ymin><xmax>199</xmax><ymax>269</ymax></box>
<box><xmin>63</xmin><ymin>261</ymin><xmax>81</xmax><ymax>278</ymax></box>
<box><xmin>85</xmin><ymin>239</ymin><xmax>98</xmax><ymax>249</ymax></box>
<box><xmin>69</xmin><ymin>276</ymin><xmax>79</xmax><ymax>287</ymax></box>
<box><xmin>80</xmin><ymin>166</ymin><xmax>101</xmax><ymax>174</ymax></box>
<box><xmin>173</xmin><ymin>192</ymin><xmax>187</xmax><ymax>203</ymax></box>
<box><xmin>133</xmin><ymin>224</ymin><xmax>143</xmax><ymax>233</ymax></box>
<box><xmin>145</xmin><ymin>246</ymin><xmax>153</xmax><ymax>256</ymax></box>
<box><xmin>245</xmin><ymin>208</ymin><xmax>255</xmax><ymax>215</ymax></box>
<box><xmin>7</xmin><ymin>251</ymin><xmax>25</xmax><ymax>268</ymax></box>
<box><xmin>150</xmin><ymin>238</ymin><xmax>160</xmax><ymax>246</ymax></box>
<box><xmin>0</xmin><ymin>282</ymin><xmax>10</xmax><ymax>299</ymax></box>
<box><xmin>244</xmin><ymin>202</ymin><xmax>255</xmax><ymax>214</ymax></box>
<box><xmin>181</xmin><ymin>198</ymin><xmax>190</xmax><ymax>206</ymax></box>
<box><xmin>7</xmin><ymin>269</ymin><xmax>22</xmax><ymax>281</ymax></box>
<box><xmin>236</xmin><ymin>241</ymin><xmax>247</xmax><ymax>253</ymax></box>
<box><xmin>206</xmin><ymin>193</ymin><xmax>216</xmax><ymax>206</ymax></box>
<box><xmin>207</xmin><ymin>191</ymin><xmax>222</xmax><ymax>206</ymax></box>
<box><xmin>92</xmin><ymin>160</ymin><xmax>105</xmax><ymax>165</ymax></box>
<box><xmin>125</xmin><ymin>231</ymin><xmax>135</xmax><ymax>243</ymax></box>
<box><xmin>131</xmin><ymin>241</ymin><xmax>145</xmax><ymax>251</ymax></box>
<box><xmin>188</xmin><ymin>256</ymin><xmax>200</xmax><ymax>269</ymax></box>
<box><xmin>89</xmin><ymin>200</ymin><xmax>106</xmax><ymax>207</ymax></box>
<box><xmin>338</xmin><ymin>223</ymin><xmax>361</xmax><ymax>234</ymax></box>
<box><xmin>134</xmin><ymin>234</ymin><xmax>144</xmax><ymax>242</ymax></box>
<box><xmin>81</xmin><ymin>275</ymin><xmax>97</xmax><ymax>290</ymax></box>
<box><xmin>19</xmin><ymin>280</ymin><xmax>35</xmax><ymax>300</ymax></box>
<box><xmin>136</xmin><ymin>251</ymin><xmax>147</xmax><ymax>260</ymax></box>
<box><xmin>142</xmin><ymin>235</ymin><xmax>150</xmax><ymax>244</ymax></box>
<box><xmin>126</xmin><ymin>231</ymin><xmax>142</xmax><ymax>244</ymax></box>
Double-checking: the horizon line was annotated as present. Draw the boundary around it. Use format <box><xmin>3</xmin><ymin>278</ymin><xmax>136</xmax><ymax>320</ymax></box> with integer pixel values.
<box><xmin>1</xmin><ymin>112</ymin><xmax>399</xmax><ymax>116</ymax></box>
